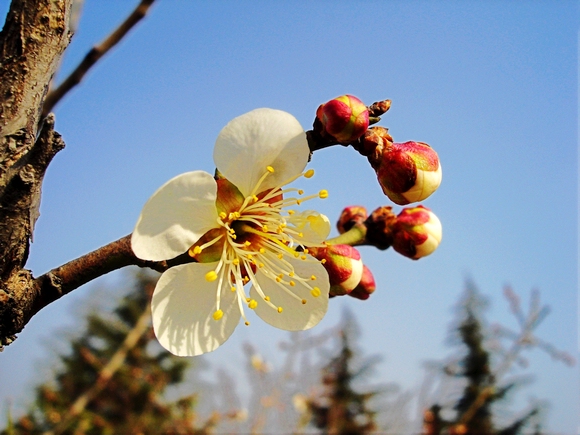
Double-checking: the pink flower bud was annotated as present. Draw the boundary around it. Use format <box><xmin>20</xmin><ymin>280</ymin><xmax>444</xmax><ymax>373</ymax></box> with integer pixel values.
<box><xmin>374</xmin><ymin>141</ymin><xmax>442</xmax><ymax>205</ymax></box>
<box><xmin>348</xmin><ymin>265</ymin><xmax>376</xmax><ymax>300</ymax></box>
<box><xmin>316</xmin><ymin>95</ymin><xmax>369</xmax><ymax>144</ymax></box>
<box><xmin>308</xmin><ymin>244</ymin><xmax>363</xmax><ymax>296</ymax></box>
<box><xmin>392</xmin><ymin>205</ymin><xmax>442</xmax><ymax>259</ymax></box>
<box><xmin>336</xmin><ymin>205</ymin><xmax>368</xmax><ymax>234</ymax></box>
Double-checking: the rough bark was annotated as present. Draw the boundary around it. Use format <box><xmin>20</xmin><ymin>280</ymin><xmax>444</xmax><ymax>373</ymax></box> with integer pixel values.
<box><xmin>0</xmin><ymin>0</ymin><xmax>74</xmax><ymax>347</ymax></box>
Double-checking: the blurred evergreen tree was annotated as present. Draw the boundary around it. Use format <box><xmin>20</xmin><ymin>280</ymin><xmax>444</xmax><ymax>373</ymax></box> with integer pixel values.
<box><xmin>304</xmin><ymin>315</ymin><xmax>379</xmax><ymax>435</ymax></box>
<box><xmin>2</xmin><ymin>272</ymin><xmax>216</xmax><ymax>435</ymax></box>
<box><xmin>422</xmin><ymin>284</ymin><xmax>543</xmax><ymax>435</ymax></box>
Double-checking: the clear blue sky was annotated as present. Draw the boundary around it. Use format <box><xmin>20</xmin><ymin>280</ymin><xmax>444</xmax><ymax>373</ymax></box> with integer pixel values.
<box><xmin>0</xmin><ymin>1</ymin><xmax>577</xmax><ymax>432</ymax></box>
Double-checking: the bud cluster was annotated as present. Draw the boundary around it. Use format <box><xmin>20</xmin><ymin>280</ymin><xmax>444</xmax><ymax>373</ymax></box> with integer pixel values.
<box><xmin>314</xmin><ymin>94</ymin><xmax>442</xmax><ymax>206</ymax></box>
<box><xmin>336</xmin><ymin>204</ymin><xmax>442</xmax><ymax>260</ymax></box>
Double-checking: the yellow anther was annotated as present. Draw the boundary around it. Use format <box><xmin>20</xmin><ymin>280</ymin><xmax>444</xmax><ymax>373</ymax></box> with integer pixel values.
<box><xmin>246</xmin><ymin>297</ymin><xmax>251</xmax><ymax>303</ymax></box>
<box><xmin>319</xmin><ymin>190</ymin><xmax>329</xmax><ymax>199</ymax></box>
<box><xmin>301</xmin><ymin>299</ymin><xmax>307</xmax><ymax>305</ymax></box>
<box><xmin>298</xmin><ymin>232</ymin><xmax>304</xmax><ymax>238</ymax></box>
<box><xmin>267</xmin><ymin>166</ymin><xmax>275</xmax><ymax>173</ymax></box>
<box><xmin>289</xmin><ymin>281</ymin><xmax>296</xmax><ymax>287</ymax></box>
<box><xmin>294</xmin><ymin>252</ymin><xmax>300</xmax><ymax>258</ymax></box>
<box><xmin>258</xmin><ymin>262</ymin><xmax>264</xmax><ymax>268</ymax></box>
<box><xmin>231</xmin><ymin>286</ymin><xmax>236</xmax><ymax>292</ymax></box>
<box><xmin>248</xmin><ymin>299</ymin><xmax>258</xmax><ymax>309</ymax></box>
<box><xmin>304</xmin><ymin>169</ymin><xmax>315</xmax><ymax>178</ymax></box>
<box><xmin>245</xmin><ymin>321</ymin><xmax>250</xmax><ymax>326</ymax></box>
<box><xmin>301</xmin><ymin>255</ymin><xmax>307</xmax><ymax>260</ymax></box>
<box><xmin>321</xmin><ymin>258</ymin><xmax>327</xmax><ymax>264</ymax></box>
<box><xmin>247</xmin><ymin>254</ymin><xmax>253</xmax><ymax>259</ymax></box>
<box><xmin>234</xmin><ymin>211</ymin><xmax>241</xmax><ymax>218</ymax></box>
<box><xmin>228</xmin><ymin>212</ymin><xmax>235</xmax><ymax>220</ymax></box>
<box><xmin>277</xmin><ymin>228</ymin><xmax>283</xmax><ymax>234</ymax></box>
<box><xmin>296</xmin><ymin>199</ymin><xmax>302</xmax><ymax>205</ymax></box>
<box><xmin>277</xmin><ymin>253</ymin><xmax>284</xmax><ymax>259</ymax></box>
<box><xmin>213</xmin><ymin>310</ymin><xmax>223</xmax><ymax>321</ymax></box>
<box><xmin>259</xmin><ymin>248</ymin><xmax>265</xmax><ymax>254</ymax></box>
<box><xmin>311</xmin><ymin>287</ymin><xmax>321</xmax><ymax>297</ymax></box>
<box><xmin>262</xmin><ymin>225</ymin><xmax>269</xmax><ymax>232</ymax></box>
<box><xmin>277</xmin><ymin>307</ymin><xmax>283</xmax><ymax>313</ymax></box>
<box><xmin>219</xmin><ymin>212</ymin><xmax>227</xmax><ymax>220</ymax></box>
<box><xmin>193</xmin><ymin>246</ymin><xmax>202</xmax><ymax>254</ymax></box>
<box><xmin>289</xmin><ymin>271</ymin><xmax>295</xmax><ymax>277</ymax></box>
<box><xmin>228</xmin><ymin>227</ymin><xmax>235</xmax><ymax>234</ymax></box>
<box><xmin>264</xmin><ymin>296</ymin><xmax>270</xmax><ymax>302</ymax></box>
<box><xmin>243</xmin><ymin>277</ymin><xmax>250</xmax><ymax>284</ymax></box>
<box><xmin>244</xmin><ymin>241</ymin><xmax>251</xmax><ymax>247</ymax></box>
<box><xmin>231</xmin><ymin>234</ymin><xmax>237</xmax><ymax>240</ymax></box>
<box><xmin>275</xmin><ymin>276</ymin><xmax>282</xmax><ymax>283</ymax></box>
<box><xmin>310</xmin><ymin>275</ymin><xmax>316</xmax><ymax>280</ymax></box>
<box><xmin>303</xmin><ymin>249</ymin><xmax>309</xmax><ymax>254</ymax></box>
<box><xmin>288</xmin><ymin>210</ymin><xmax>295</xmax><ymax>215</ymax></box>
<box><xmin>232</xmin><ymin>258</ymin><xmax>240</xmax><ymax>266</ymax></box>
<box><xmin>298</xmin><ymin>189</ymin><xmax>304</xmax><ymax>195</ymax></box>
<box><xmin>205</xmin><ymin>271</ymin><xmax>218</xmax><ymax>282</ymax></box>
<box><xmin>252</xmin><ymin>195</ymin><xmax>259</xmax><ymax>202</ymax></box>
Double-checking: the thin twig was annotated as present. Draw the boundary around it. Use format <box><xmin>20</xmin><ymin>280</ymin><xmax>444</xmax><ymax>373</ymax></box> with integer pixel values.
<box><xmin>42</xmin><ymin>0</ymin><xmax>156</xmax><ymax>117</ymax></box>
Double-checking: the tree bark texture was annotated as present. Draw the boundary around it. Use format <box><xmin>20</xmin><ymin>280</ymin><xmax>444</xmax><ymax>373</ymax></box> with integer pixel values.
<box><xmin>0</xmin><ymin>0</ymin><xmax>74</xmax><ymax>347</ymax></box>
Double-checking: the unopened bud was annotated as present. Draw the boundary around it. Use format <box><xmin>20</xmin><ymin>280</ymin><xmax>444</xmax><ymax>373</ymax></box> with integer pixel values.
<box><xmin>348</xmin><ymin>265</ymin><xmax>376</xmax><ymax>300</ymax></box>
<box><xmin>392</xmin><ymin>206</ymin><xmax>442</xmax><ymax>259</ymax></box>
<box><xmin>364</xmin><ymin>206</ymin><xmax>397</xmax><ymax>250</ymax></box>
<box><xmin>372</xmin><ymin>140</ymin><xmax>442</xmax><ymax>205</ymax></box>
<box><xmin>309</xmin><ymin>244</ymin><xmax>363</xmax><ymax>296</ymax></box>
<box><xmin>337</xmin><ymin>205</ymin><xmax>368</xmax><ymax>234</ymax></box>
<box><xmin>316</xmin><ymin>95</ymin><xmax>369</xmax><ymax>144</ymax></box>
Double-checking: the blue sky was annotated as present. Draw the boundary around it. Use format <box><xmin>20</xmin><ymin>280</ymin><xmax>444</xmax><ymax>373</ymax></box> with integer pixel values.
<box><xmin>0</xmin><ymin>1</ymin><xmax>577</xmax><ymax>432</ymax></box>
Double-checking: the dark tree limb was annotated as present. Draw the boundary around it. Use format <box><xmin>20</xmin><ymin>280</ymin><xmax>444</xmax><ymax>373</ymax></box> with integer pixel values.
<box><xmin>42</xmin><ymin>0</ymin><xmax>157</xmax><ymax>117</ymax></box>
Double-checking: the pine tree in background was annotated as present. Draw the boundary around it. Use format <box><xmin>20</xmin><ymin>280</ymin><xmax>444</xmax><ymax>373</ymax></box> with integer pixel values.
<box><xmin>2</xmin><ymin>272</ymin><xmax>216</xmax><ymax>435</ymax></box>
<box><xmin>421</xmin><ymin>283</ymin><xmax>555</xmax><ymax>435</ymax></box>
<box><xmin>304</xmin><ymin>314</ymin><xmax>380</xmax><ymax>435</ymax></box>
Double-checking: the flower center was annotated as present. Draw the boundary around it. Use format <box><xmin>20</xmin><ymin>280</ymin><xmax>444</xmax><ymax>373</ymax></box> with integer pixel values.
<box><xmin>189</xmin><ymin>166</ymin><xmax>328</xmax><ymax>325</ymax></box>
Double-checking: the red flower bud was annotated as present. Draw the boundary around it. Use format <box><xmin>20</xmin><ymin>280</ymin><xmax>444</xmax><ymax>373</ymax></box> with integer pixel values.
<box><xmin>308</xmin><ymin>244</ymin><xmax>363</xmax><ymax>296</ymax></box>
<box><xmin>374</xmin><ymin>141</ymin><xmax>442</xmax><ymax>205</ymax></box>
<box><xmin>316</xmin><ymin>95</ymin><xmax>369</xmax><ymax>144</ymax></box>
<box><xmin>336</xmin><ymin>205</ymin><xmax>368</xmax><ymax>234</ymax></box>
<box><xmin>392</xmin><ymin>205</ymin><xmax>442</xmax><ymax>259</ymax></box>
<box><xmin>348</xmin><ymin>265</ymin><xmax>376</xmax><ymax>300</ymax></box>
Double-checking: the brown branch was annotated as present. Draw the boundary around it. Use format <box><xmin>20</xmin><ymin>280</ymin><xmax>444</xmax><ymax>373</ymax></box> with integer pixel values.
<box><xmin>42</xmin><ymin>0</ymin><xmax>156</xmax><ymax>117</ymax></box>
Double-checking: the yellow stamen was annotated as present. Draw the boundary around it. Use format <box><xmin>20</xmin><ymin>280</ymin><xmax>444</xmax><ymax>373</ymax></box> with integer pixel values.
<box><xmin>267</xmin><ymin>166</ymin><xmax>275</xmax><ymax>173</ymax></box>
<box><xmin>319</xmin><ymin>190</ymin><xmax>329</xmax><ymax>199</ymax></box>
<box><xmin>298</xmin><ymin>189</ymin><xmax>304</xmax><ymax>195</ymax></box>
<box><xmin>213</xmin><ymin>310</ymin><xmax>223</xmax><ymax>321</ymax></box>
<box><xmin>289</xmin><ymin>281</ymin><xmax>296</xmax><ymax>287</ymax></box>
<box><xmin>301</xmin><ymin>299</ymin><xmax>307</xmax><ymax>305</ymax></box>
<box><xmin>304</xmin><ymin>169</ymin><xmax>315</xmax><ymax>178</ymax></box>
<box><xmin>277</xmin><ymin>307</ymin><xmax>283</xmax><ymax>313</ymax></box>
<box><xmin>232</xmin><ymin>258</ymin><xmax>240</xmax><ymax>266</ymax></box>
<box><xmin>264</xmin><ymin>296</ymin><xmax>270</xmax><ymax>301</ymax></box>
<box><xmin>311</xmin><ymin>275</ymin><xmax>316</xmax><ymax>280</ymax></box>
<box><xmin>205</xmin><ymin>271</ymin><xmax>218</xmax><ymax>282</ymax></box>
<box><xmin>248</xmin><ymin>299</ymin><xmax>258</xmax><ymax>309</ymax></box>
<box><xmin>311</xmin><ymin>287</ymin><xmax>321</xmax><ymax>297</ymax></box>
<box><xmin>245</xmin><ymin>321</ymin><xmax>250</xmax><ymax>326</ymax></box>
<box><xmin>219</xmin><ymin>212</ymin><xmax>227</xmax><ymax>220</ymax></box>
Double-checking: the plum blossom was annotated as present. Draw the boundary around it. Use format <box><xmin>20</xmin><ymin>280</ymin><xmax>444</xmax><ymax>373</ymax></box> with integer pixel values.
<box><xmin>132</xmin><ymin>109</ymin><xmax>331</xmax><ymax>356</ymax></box>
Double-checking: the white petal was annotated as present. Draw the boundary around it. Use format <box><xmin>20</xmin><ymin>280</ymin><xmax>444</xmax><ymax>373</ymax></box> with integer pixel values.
<box><xmin>250</xmin><ymin>257</ymin><xmax>329</xmax><ymax>331</ymax></box>
<box><xmin>290</xmin><ymin>211</ymin><xmax>331</xmax><ymax>245</ymax></box>
<box><xmin>132</xmin><ymin>171</ymin><xmax>218</xmax><ymax>261</ymax></box>
<box><xmin>152</xmin><ymin>263</ymin><xmax>240</xmax><ymax>356</ymax></box>
<box><xmin>214</xmin><ymin>108</ymin><xmax>309</xmax><ymax>197</ymax></box>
